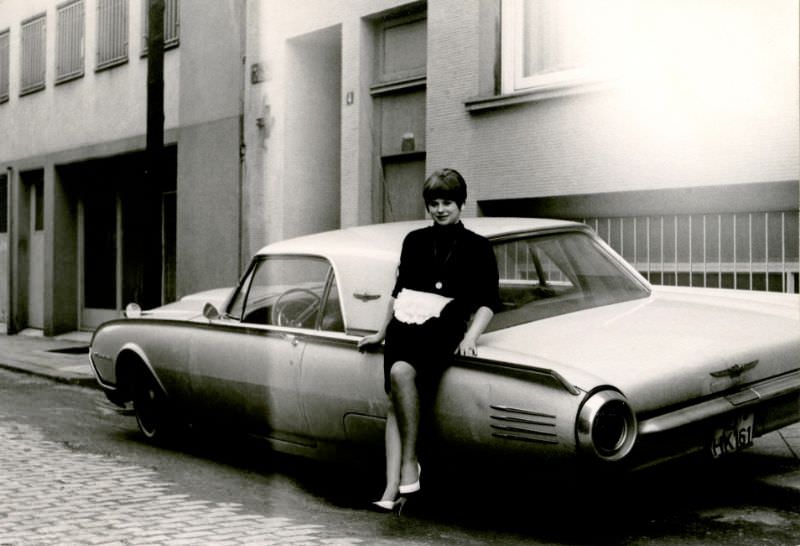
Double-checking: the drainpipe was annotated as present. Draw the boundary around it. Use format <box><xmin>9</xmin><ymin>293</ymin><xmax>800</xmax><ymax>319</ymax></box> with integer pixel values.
<box><xmin>237</xmin><ymin>0</ymin><xmax>247</xmax><ymax>276</ymax></box>
<box><xmin>146</xmin><ymin>0</ymin><xmax>165</xmax><ymax>308</ymax></box>
<box><xmin>5</xmin><ymin>166</ymin><xmax>15</xmax><ymax>335</ymax></box>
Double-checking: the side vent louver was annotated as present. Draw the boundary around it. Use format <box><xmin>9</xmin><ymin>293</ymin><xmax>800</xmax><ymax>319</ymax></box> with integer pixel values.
<box><xmin>490</xmin><ymin>405</ymin><xmax>558</xmax><ymax>445</ymax></box>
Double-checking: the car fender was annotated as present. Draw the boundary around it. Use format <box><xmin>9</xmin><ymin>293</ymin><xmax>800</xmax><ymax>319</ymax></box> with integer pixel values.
<box><xmin>113</xmin><ymin>342</ymin><xmax>168</xmax><ymax>401</ymax></box>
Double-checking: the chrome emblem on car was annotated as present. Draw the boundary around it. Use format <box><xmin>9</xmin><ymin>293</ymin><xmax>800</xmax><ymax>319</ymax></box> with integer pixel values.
<box><xmin>353</xmin><ymin>292</ymin><xmax>381</xmax><ymax>302</ymax></box>
<box><xmin>710</xmin><ymin>360</ymin><xmax>759</xmax><ymax>378</ymax></box>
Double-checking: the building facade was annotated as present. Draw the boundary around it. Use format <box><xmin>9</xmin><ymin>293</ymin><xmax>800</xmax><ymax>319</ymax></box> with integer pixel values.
<box><xmin>244</xmin><ymin>0</ymin><xmax>799</xmax><ymax>292</ymax></box>
<box><xmin>1</xmin><ymin>0</ymin><xmax>798</xmax><ymax>335</ymax></box>
<box><xmin>0</xmin><ymin>0</ymin><xmax>245</xmax><ymax>334</ymax></box>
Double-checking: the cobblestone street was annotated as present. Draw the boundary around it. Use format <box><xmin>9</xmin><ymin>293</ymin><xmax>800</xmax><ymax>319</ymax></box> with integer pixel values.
<box><xmin>0</xmin><ymin>418</ymin><xmax>362</xmax><ymax>546</ymax></box>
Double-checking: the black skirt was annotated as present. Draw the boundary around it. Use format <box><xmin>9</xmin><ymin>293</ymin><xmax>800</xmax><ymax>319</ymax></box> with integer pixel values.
<box><xmin>382</xmin><ymin>303</ymin><xmax>467</xmax><ymax>399</ymax></box>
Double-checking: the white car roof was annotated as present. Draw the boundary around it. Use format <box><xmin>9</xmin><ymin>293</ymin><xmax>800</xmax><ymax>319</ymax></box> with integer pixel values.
<box><xmin>257</xmin><ymin>217</ymin><xmax>584</xmax><ymax>332</ymax></box>
<box><xmin>259</xmin><ymin>217</ymin><xmax>582</xmax><ymax>260</ymax></box>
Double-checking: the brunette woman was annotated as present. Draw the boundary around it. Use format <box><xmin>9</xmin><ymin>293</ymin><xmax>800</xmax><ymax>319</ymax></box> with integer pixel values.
<box><xmin>358</xmin><ymin>168</ymin><xmax>500</xmax><ymax>513</ymax></box>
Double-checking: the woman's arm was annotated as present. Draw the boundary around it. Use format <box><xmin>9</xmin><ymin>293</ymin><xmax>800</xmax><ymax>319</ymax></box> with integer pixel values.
<box><xmin>456</xmin><ymin>305</ymin><xmax>494</xmax><ymax>356</ymax></box>
<box><xmin>357</xmin><ymin>298</ymin><xmax>395</xmax><ymax>350</ymax></box>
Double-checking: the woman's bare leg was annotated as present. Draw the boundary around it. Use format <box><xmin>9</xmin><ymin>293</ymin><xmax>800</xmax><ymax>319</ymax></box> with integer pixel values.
<box><xmin>389</xmin><ymin>361</ymin><xmax>420</xmax><ymax>487</ymax></box>
<box><xmin>379</xmin><ymin>406</ymin><xmax>401</xmax><ymax>502</ymax></box>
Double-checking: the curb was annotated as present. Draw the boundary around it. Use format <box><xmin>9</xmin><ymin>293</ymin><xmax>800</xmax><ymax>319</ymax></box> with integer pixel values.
<box><xmin>0</xmin><ymin>359</ymin><xmax>98</xmax><ymax>389</ymax></box>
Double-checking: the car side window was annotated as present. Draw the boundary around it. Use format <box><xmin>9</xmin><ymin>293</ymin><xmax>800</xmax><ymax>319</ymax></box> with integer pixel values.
<box><xmin>232</xmin><ymin>256</ymin><xmax>344</xmax><ymax>332</ymax></box>
<box><xmin>320</xmin><ymin>277</ymin><xmax>344</xmax><ymax>332</ymax></box>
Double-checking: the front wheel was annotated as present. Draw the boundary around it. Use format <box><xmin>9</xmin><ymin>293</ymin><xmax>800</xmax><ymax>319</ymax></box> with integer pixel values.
<box><xmin>132</xmin><ymin>368</ymin><xmax>172</xmax><ymax>443</ymax></box>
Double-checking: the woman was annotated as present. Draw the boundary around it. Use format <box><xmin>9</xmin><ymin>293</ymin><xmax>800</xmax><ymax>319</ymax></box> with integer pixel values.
<box><xmin>358</xmin><ymin>168</ymin><xmax>500</xmax><ymax>513</ymax></box>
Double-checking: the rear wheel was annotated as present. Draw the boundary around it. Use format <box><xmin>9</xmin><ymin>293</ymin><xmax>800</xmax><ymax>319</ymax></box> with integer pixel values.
<box><xmin>132</xmin><ymin>367</ymin><xmax>172</xmax><ymax>442</ymax></box>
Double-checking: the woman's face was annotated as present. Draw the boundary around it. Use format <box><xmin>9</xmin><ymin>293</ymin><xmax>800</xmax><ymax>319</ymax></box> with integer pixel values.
<box><xmin>427</xmin><ymin>198</ymin><xmax>462</xmax><ymax>226</ymax></box>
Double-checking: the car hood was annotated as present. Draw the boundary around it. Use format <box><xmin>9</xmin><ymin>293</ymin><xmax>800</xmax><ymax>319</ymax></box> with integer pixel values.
<box><xmin>481</xmin><ymin>287</ymin><xmax>800</xmax><ymax>414</ymax></box>
<box><xmin>138</xmin><ymin>288</ymin><xmax>233</xmax><ymax>320</ymax></box>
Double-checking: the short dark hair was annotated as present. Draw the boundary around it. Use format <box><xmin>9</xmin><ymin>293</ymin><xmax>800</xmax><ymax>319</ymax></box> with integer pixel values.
<box><xmin>422</xmin><ymin>168</ymin><xmax>467</xmax><ymax>207</ymax></box>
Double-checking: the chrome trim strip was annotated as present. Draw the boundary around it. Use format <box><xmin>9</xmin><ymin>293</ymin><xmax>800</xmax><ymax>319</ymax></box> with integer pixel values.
<box><xmin>466</xmin><ymin>360</ymin><xmax>580</xmax><ymax>395</ymax></box>
<box><xmin>491</xmin><ymin>432</ymin><xmax>559</xmax><ymax>445</ymax></box>
<box><xmin>92</xmin><ymin>372</ymin><xmax>117</xmax><ymax>392</ymax></box>
<box><xmin>490</xmin><ymin>404</ymin><xmax>556</xmax><ymax>418</ymax></box>
<box><xmin>90</xmin><ymin>350</ymin><xmax>113</xmax><ymax>362</ymax></box>
<box><xmin>491</xmin><ymin>424</ymin><xmax>557</xmax><ymax>437</ymax></box>
<box><xmin>639</xmin><ymin>370</ymin><xmax>800</xmax><ymax>435</ymax></box>
<box><xmin>726</xmin><ymin>388</ymin><xmax>761</xmax><ymax>406</ymax></box>
<box><xmin>490</xmin><ymin>415</ymin><xmax>556</xmax><ymax>427</ymax></box>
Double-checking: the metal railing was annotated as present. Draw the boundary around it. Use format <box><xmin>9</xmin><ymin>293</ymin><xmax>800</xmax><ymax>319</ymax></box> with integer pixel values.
<box><xmin>56</xmin><ymin>0</ymin><xmax>85</xmax><ymax>83</ymax></box>
<box><xmin>584</xmin><ymin>211</ymin><xmax>800</xmax><ymax>294</ymax></box>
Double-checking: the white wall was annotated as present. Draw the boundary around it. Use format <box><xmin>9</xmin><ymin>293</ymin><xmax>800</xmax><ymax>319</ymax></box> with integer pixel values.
<box><xmin>0</xmin><ymin>0</ymin><xmax>180</xmax><ymax>163</ymax></box>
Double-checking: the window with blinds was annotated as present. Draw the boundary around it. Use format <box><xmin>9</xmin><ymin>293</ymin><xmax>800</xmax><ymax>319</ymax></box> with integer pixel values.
<box><xmin>21</xmin><ymin>14</ymin><xmax>47</xmax><ymax>95</ymax></box>
<box><xmin>96</xmin><ymin>0</ymin><xmax>128</xmax><ymax>70</ymax></box>
<box><xmin>0</xmin><ymin>30</ymin><xmax>9</xmax><ymax>103</ymax></box>
<box><xmin>142</xmin><ymin>0</ymin><xmax>180</xmax><ymax>54</ymax></box>
<box><xmin>57</xmin><ymin>0</ymin><xmax>85</xmax><ymax>83</ymax></box>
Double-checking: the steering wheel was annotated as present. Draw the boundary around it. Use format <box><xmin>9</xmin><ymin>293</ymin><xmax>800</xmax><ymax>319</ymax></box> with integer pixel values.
<box><xmin>271</xmin><ymin>288</ymin><xmax>322</xmax><ymax>328</ymax></box>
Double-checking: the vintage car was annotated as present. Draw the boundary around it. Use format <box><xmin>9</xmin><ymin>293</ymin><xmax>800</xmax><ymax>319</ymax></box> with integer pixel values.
<box><xmin>90</xmin><ymin>218</ymin><xmax>800</xmax><ymax>472</ymax></box>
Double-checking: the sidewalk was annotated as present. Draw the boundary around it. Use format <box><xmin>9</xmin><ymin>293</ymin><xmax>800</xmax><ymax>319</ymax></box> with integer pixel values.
<box><xmin>0</xmin><ymin>330</ymin><xmax>797</xmax><ymax>496</ymax></box>
<box><xmin>0</xmin><ymin>330</ymin><xmax>96</xmax><ymax>388</ymax></box>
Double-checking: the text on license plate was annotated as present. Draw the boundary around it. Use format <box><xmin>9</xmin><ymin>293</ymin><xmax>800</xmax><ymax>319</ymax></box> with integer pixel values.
<box><xmin>710</xmin><ymin>413</ymin><xmax>754</xmax><ymax>458</ymax></box>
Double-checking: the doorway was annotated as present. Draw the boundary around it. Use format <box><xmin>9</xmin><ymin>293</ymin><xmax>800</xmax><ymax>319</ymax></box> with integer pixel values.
<box><xmin>17</xmin><ymin>170</ymin><xmax>45</xmax><ymax>330</ymax></box>
<box><xmin>79</xmin><ymin>178</ymin><xmax>120</xmax><ymax>329</ymax></box>
<box><xmin>72</xmin><ymin>152</ymin><xmax>176</xmax><ymax>330</ymax></box>
<box><xmin>372</xmin><ymin>10</ymin><xmax>427</xmax><ymax>222</ymax></box>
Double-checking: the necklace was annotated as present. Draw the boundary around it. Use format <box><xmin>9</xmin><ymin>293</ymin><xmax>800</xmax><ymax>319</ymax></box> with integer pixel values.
<box><xmin>432</xmin><ymin>231</ymin><xmax>457</xmax><ymax>291</ymax></box>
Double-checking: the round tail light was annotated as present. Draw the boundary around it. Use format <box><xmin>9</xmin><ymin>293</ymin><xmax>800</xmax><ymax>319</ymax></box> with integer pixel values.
<box><xmin>577</xmin><ymin>390</ymin><xmax>637</xmax><ymax>462</ymax></box>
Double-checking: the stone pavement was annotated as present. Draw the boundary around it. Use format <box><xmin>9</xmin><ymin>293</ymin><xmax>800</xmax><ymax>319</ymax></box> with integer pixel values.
<box><xmin>0</xmin><ymin>419</ymin><xmax>362</xmax><ymax>545</ymax></box>
<box><xmin>0</xmin><ymin>330</ymin><xmax>797</xmax><ymax>497</ymax></box>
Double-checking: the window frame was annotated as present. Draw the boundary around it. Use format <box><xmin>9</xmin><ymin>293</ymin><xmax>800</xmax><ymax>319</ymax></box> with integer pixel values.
<box><xmin>497</xmin><ymin>0</ymin><xmax>609</xmax><ymax>101</ymax></box>
<box><xmin>0</xmin><ymin>29</ymin><xmax>10</xmax><ymax>103</ymax></box>
<box><xmin>227</xmin><ymin>255</ymin><xmax>345</xmax><ymax>333</ymax></box>
<box><xmin>20</xmin><ymin>13</ymin><xmax>47</xmax><ymax>96</ymax></box>
<box><xmin>96</xmin><ymin>0</ymin><xmax>129</xmax><ymax>71</ymax></box>
<box><xmin>488</xmin><ymin>229</ymin><xmax>651</xmax><ymax>332</ymax></box>
<box><xmin>56</xmin><ymin>0</ymin><xmax>85</xmax><ymax>84</ymax></box>
<box><xmin>141</xmin><ymin>0</ymin><xmax>180</xmax><ymax>56</ymax></box>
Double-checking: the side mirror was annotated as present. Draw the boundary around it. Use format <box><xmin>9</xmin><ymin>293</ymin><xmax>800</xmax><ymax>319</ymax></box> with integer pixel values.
<box><xmin>202</xmin><ymin>302</ymin><xmax>220</xmax><ymax>320</ymax></box>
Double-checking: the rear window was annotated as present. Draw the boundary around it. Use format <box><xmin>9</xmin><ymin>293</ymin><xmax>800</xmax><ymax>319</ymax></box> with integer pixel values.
<box><xmin>489</xmin><ymin>231</ymin><xmax>650</xmax><ymax>331</ymax></box>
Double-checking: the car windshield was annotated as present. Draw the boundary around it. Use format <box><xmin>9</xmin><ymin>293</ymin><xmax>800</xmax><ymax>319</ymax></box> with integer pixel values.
<box><xmin>489</xmin><ymin>230</ymin><xmax>650</xmax><ymax>331</ymax></box>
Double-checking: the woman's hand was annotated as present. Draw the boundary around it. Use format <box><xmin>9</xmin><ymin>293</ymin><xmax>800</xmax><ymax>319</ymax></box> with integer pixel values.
<box><xmin>456</xmin><ymin>334</ymin><xmax>479</xmax><ymax>357</ymax></box>
<box><xmin>358</xmin><ymin>332</ymin><xmax>385</xmax><ymax>352</ymax></box>
<box><xmin>456</xmin><ymin>306</ymin><xmax>494</xmax><ymax>357</ymax></box>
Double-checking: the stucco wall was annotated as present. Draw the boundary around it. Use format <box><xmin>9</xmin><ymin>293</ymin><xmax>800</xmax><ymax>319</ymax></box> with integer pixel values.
<box><xmin>0</xmin><ymin>0</ymin><xmax>180</xmax><ymax>163</ymax></box>
<box><xmin>250</xmin><ymin>0</ymin><xmax>411</xmax><ymax>245</ymax></box>
<box><xmin>426</xmin><ymin>0</ymin><xmax>799</xmax><ymax>214</ymax></box>
<box><xmin>176</xmin><ymin>118</ymin><xmax>241</xmax><ymax>297</ymax></box>
<box><xmin>175</xmin><ymin>0</ymin><xmax>244</xmax><ymax>297</ymax></box>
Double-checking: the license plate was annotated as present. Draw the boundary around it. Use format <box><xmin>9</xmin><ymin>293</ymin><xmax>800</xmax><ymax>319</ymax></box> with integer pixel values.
<box><xmin>710</xmin><ymin>413</ymin><xmax>754</xmax><ymax>458</ymax></box>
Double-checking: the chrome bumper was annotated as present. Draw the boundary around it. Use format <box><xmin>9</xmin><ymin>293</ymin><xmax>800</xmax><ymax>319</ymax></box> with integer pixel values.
<box><xmin>639</xmin><ymin>369</ymin><xmax>800</xmax><ymax>436</ymax></box>
<box><xmin>630</xmin><ymin>370</ymin><xmax>800</xmax><ymax>469</ymax></box>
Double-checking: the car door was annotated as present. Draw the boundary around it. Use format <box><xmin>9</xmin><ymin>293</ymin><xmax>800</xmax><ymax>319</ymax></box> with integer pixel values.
<box><xmin>188</xmin><ymin>256</ymin><xmax>332</xmax><ymax>446</ymax></box>
<box><xmin>299</xmin><ymin>271</ymin><xmax>389</xmax><ymax>447</ymax></box>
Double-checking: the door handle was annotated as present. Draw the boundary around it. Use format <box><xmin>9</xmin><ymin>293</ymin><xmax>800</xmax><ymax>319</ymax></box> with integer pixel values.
<box><xmin>285</xmin><ymin>334</ymin><xmax>299</xmax><ymax>346</ymax></box>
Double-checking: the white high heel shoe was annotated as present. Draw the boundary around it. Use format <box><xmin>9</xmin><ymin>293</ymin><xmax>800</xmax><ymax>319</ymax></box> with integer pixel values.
<box><xmin>371</xmin><ymin>497</ymin><xmax>407</xmax><ymax>515</ymax></box>
<box><xmin>398</xmin><ymin>463</ymin><xmax>421</xmax><ymax>494</ymax></box>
